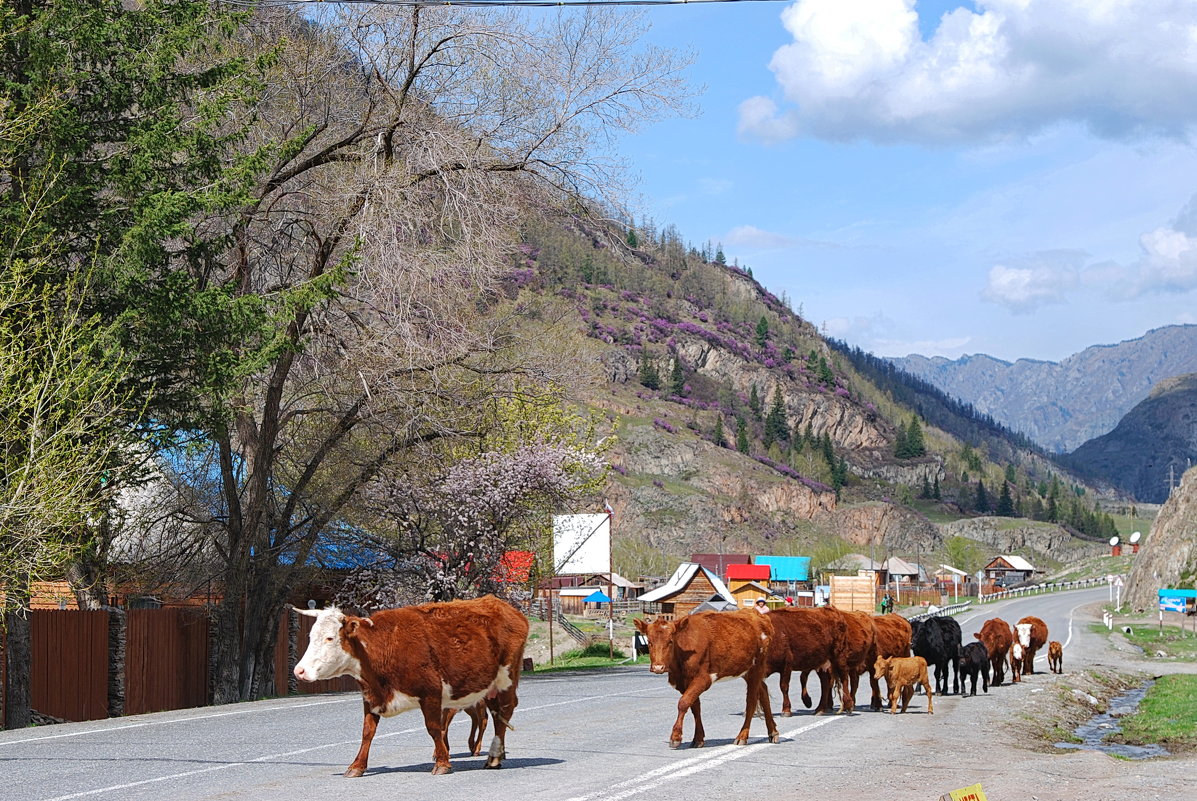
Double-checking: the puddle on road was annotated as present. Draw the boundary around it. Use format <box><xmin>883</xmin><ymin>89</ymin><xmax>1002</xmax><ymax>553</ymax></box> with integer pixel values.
<box><xmin>1054</xmin><ymin>681</ymin><xmax>1169</xmax><ymax>759</ymax></box>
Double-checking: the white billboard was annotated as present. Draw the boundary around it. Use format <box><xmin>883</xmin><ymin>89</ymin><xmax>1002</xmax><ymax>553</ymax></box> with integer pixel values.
<box><xmin>552</xmin><ymin>513</ymin><xmax>611</xmax><ymax>574</ymax></box>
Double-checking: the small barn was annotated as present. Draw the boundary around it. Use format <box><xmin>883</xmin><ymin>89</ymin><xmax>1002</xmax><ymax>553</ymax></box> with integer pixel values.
<box><xmin>982</xmin><ymin>555</ymin><xmax>1037</xmax><ymax>586</ymax></box>
<box><xmin>639</xmin><ymin>562</ymin><xmax>735</xmax><ymax>618</ymax></box>
<box><xmin>689</xmin><ymin>553</ymin><xmax>752</xmax><ymax>583</ymax></box>
<box><xmin>728</xmin><ymin>580</ymin><xmax>787</xmax><ymax>609</ymax></box>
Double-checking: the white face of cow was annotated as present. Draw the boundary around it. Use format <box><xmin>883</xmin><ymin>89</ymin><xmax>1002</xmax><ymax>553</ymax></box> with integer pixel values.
<box><xmin>1015</xmin><ymin>623</ymin><xmax>1032</xmax><ymax>648</ymax></box>
<box><xmin>294</xmin><ymin>607</ymin><xmax>363</xmax><ymax>682</ymax></box>
<box><xmin>1011</xmin><ymin>641</ymin><xmax>1023</xmax><ymax>661</ymax></box>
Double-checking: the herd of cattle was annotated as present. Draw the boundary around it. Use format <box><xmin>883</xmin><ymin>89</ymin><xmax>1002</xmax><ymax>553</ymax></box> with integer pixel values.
<box><xmin>290</xmin><ymin>595</ymin><xmax>1064</xmax><ymax>776</ymax></box>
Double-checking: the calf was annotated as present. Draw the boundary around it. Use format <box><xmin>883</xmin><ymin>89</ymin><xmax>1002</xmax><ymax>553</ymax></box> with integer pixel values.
<box><xmin>957</xmin><ymin>641</ymin><xmax>990</xmax><ymax>697</ymax></box>
<box><xmin>1015</xmin><ymin>616</ymin><xmax>1049</xmax><ymax>675</ymax></box>
<box><xmin>974</xmin><ymin>617</ymin><xmax>1014</xmax><ymax>686</ymax></box>
<box><xmin>293</xmin><ymin>595</ymin><xmax>527</xmax><ymax>776</ymax></box>
<box><xmin>873</xmin><ymin>655</ymin><xmax>934</xmax><ymax>714</ymax></box>
<box><xmin>912</xmin><ymin>615</ymin><xmax>961</xmax><ymax>696</ymax></box>
<box><xmin>635</xmin><ymin>611</ymin><xmax>779</xmax><ymax>748</ymax></box>
<box><xmin>868</xmin><ymin>613</ymin><xmax>913</xmax><ymax>711</ymax></box>
<box><xmin>1009</xmin><ymin>640</ymin><xmax>1023</xmax><ymax>683</ymax></box>
<box><xmin>1048</xmin><ymin>640</ymin><xmax>1064</xmax><ymax>674</ymax></box>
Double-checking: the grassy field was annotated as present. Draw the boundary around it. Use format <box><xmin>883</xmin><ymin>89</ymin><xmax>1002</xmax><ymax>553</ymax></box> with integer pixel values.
<box><xmin>1089</xmin><ymin>622</ymin><xmax>1197</xmax><ymax>660</ymax></box>
<box><xmin>532</xmin><ymin>642</ymin><xmax>643</xmax><ymax>673</ymax></box>
<box><xmin>1119</xmin><ymin>675</ymin><xmax>1197</xmax><ymax>751</ymax></box>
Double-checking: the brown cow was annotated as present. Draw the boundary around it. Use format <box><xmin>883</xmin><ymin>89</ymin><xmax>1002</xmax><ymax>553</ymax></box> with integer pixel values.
<box><xmin>763</xmin><ymin>606</ymin><xmax>847</xmax><ymax>716</ymax></box>
<box><xmin>797</xmin><ymin>607</ymin><xmax>877</xmax><ymax>714</ymax></box>
<box><xmin>1015</xmin><ymin>616</ymin><xmax>1049</xmax><ymax>675</ymax></box>
<box><xmin>1009</xmin><ymin>639</ymin><xmax>1023</xmax><ymax>683</ymax></box>
<box><xmin>293</xmin><ymin>595</ymin><xmax>528</xmax><ymax>776</ymax></box>
<box><xmin>444</xmin><ymin>703</ymin><xmax>488</xmax><ymax>756</ymax></box>
<box><xmin>868</xmin><ymin>613</ymin><xmax>913</xmax><ymax>711</ymax></box>
<box><xmin>974</xmin><ymin>617</ymin><xmax>1014</xmax><ymax>686</ymax></box>
<box><xmin>635</xmin><ymin>611</ymin><xmax>779</xmax><ymax>749</ymax></box>
<box><xmin>1048</xmin><ymin>640</ymin><xmax>1064</xmax><ymax>674</ymax></box>
<box><xmin>873</xmin><ymin>655</ymin><xmax>934</xmax><ymax>714</ymax></box>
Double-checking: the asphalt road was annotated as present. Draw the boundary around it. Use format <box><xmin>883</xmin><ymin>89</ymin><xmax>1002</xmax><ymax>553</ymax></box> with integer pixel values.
<box><xmin>5</xmin><ymin>586</ymin><xmax>1187</xmax><ymax>801</ymax></box>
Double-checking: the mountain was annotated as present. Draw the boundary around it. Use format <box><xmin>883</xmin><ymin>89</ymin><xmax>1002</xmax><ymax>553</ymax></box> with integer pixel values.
<box><xmin>518</xmin><ymin>217</ymin><xmax>1113</xmax><ymax>577</ymax></box>
<box><xmin>1124</xmin><ymin>465</ymin><xmax>1197</xmax><ymax>612</ymax></box>
<box><xmin>889</xmin><ymin>325</ymin><xmax>1197</xmax><ymax>453</ymax></box>
<box><xmin>1062</xmin><ymin>373</ymin><xmax>1197</xmax><ymax>503</ymax></box>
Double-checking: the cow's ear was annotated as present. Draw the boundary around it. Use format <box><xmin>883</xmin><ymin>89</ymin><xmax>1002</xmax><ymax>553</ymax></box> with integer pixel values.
<box><xmin>633</xmin><ymin>618</ymin><xmax>647</xmax><ymax>634</ymax></box>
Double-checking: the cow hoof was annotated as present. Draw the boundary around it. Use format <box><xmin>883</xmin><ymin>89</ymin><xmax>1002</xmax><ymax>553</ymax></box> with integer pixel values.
<box><xmin>691</xmin><ymin>740</ymin><xmax>705</xmax><ymax>749</ymax></box>
<box><xmin>668</xmin><ymin>740</ymin><xmax>682</xmax><ymax>750</ymax></box>
<box><xmin>484</xmin><ymin>758</ymin><xmax>502</xmax><ymax>769</ymax></box>
<box><xmin>801</xmin><ymin>697</ymin><xmax>812</xmax><ymax>709</ymax></box>
<box><xmin>782</xmin><ymin>710</ymin><xmax>792</xmax><ymax>717</ymax></box>
<box><xmin>344</xmin><ymin>768</ymin><xmax>365</xmax><ymax>779</ymax></box>
<box><xmin>733</xmin><ymin>737</ymin><xmax>747</xmax><ymax>746</ymax></box>
<box><xmin>769</xmin><ymin>733</ymin><xmax>780</xmax><ymax>744</ymax></box>
<box><xmin>431</xmin><ymin>764</ymin><xmax>453</xmax><ymax>775</ymax></box>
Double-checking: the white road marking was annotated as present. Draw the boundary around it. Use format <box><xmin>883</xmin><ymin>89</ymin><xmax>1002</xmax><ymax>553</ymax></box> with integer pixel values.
<box><xmin>561</xmin><ymin>716</ymin><xmax>844</xmax><ymax>801</ymax></box>
<box><xmin>26</xmin><ymin>680</ymin><xmax>668</xmax><ymax>801</ymax></box>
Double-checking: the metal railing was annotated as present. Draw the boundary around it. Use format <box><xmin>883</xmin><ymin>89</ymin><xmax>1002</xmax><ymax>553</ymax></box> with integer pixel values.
<box><xmin>907</xmin><ymin>601</ymin><xmax>973</xmax><ymax>622</ymax></box>
<box><xmin>977</xmin><ymin>575</ymin><xmax>1108</xmax><ymax>603</ymax></box>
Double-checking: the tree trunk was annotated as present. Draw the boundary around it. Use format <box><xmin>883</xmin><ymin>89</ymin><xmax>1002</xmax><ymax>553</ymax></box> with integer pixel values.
<box><xmin>3</xmin><ymin>611</ymin><xmax>31</xmax><ymax>730</ymax></box>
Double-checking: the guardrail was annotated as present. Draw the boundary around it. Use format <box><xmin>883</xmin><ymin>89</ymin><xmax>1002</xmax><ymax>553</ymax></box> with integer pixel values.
<box><xmin>907</xmin><ymin>601</ymin><xmax>973</xmax><ymax>622</ymax></box>
<box><xmin>977</xmin><ymin>575</ymin><xmax>1109</xmax><ymax>604</ymax></box>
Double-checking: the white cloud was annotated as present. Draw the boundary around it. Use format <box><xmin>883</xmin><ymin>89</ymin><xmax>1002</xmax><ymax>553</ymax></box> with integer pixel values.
<box><xmin>724</xmin><ymin>224</ymin><xmax>799</xmax><ymax>250</ymax></box>
<box><xmin>740</xmin><ymin>0</ymin><xmax>1197</xmax><ymax>144</ymax></box>
<box><xmin>981</xmin><ymin>251</ymin><xmax>1084</xmax><ymax>312</ymax></box>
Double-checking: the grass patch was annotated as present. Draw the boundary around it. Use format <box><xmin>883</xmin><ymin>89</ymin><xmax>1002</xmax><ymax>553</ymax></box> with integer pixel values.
<box><xmin>532</xmin><ymin>642</ymin><xmax>642</xmax><ymax>673</ymax></box>
<box><xmin>1118</xmin><ymin>675</ymin><xmax>1197</xmax><ymax>752</ymax></box>
<box><xmin>1090</xmin><ymin>622</ymin><xmax>1197</xmax><ymax>660</ymax></box>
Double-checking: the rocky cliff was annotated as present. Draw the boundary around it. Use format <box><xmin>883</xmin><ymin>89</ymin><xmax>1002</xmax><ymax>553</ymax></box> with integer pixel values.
<box><xmin>890</xmin><ymin>324</ymin><xmax>1197</xmax><ymax>453</ymax></box>
<box><xmin>939</xmin><ymin>518</ymin><xmax>1105</xmax><ymax>567</ymax></box>
<box><xmin>1063</xmin><ymin>373</ymin><xmax>1197</xmax><ymax>503</ymax></box>
<box><xmin>1123</xmin><ymin>466</ymin><xmax>1197</xmax><ymax>611</ymax></box>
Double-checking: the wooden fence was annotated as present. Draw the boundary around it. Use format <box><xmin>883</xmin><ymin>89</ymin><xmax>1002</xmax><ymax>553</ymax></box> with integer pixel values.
<box><xmin>4</xmin><ymin>606</ymin><xmax>355</xmax><ymax>727</ymax></box>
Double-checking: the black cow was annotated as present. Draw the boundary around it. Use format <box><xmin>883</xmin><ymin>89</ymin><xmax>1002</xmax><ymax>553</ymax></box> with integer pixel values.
<box><xmin>911</xmin><ymin>615</ymin><xmax>962</xmax><ymax>696</ymax></box>
<box><xmin>958</xmin><ymin>641</ymin><xmax>990</xmax><ymax>697</ymax></box>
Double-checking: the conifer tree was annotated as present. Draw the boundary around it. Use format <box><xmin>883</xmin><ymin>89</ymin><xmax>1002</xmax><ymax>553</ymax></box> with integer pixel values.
<box><xmin>638</xmin><ymin>352</ymin><xmax>660</xmax><ymax>390</ymax></box>
<box><xmin>920</xmin><ymin>475</ymin><xmax>932</xmax><ymax>499</ymax></box>
<box><xmin>905</xmin><ymin>416</ymin><xmax>926</xmax><ymax>457</ymax></box>
<box><xmin>748</xmin><ymin>385</ymin><xmax>762</xmax><ymax>419</ymax></box>
<box><xmin>975</xmin><ymin>480</ymin><xmax>991</xmax><ymax>514</ymax></box>
<box><xmin>713</xmin><ymin>415</ymin><xmax>726</xmax><ymax>448</ymax></box>
<box><xmin>669</xmin><ymin>356</ymin><xmax>684</xmax><ymax>396</ymax></box>
<box><xmin>995</xmin><ymin>481</ymin><xmax>1015</xmax><ymax>517</ymax></box>
<box><xmin>932</xmin><ymin>475</ymin><xmax>941</xmax><ymax>500</ymax></box>
<box><xmin>764</xmin><ymin>388</ymin><xmax>789</xmax><ymax>446</ymax></box>
<box><xmin>735</xmin><ymin>416</ymin><xmax>750</xmax><ymax>454</ymax></box>
<box><xmin>894</xmin><ymin>421</ymin><xmax>908</xmax><ymax>458</ymax></box>
<box><xmin>755</xmin><ymin>316</ymin><xmax>769</xmax><ymax>348</ymax></box>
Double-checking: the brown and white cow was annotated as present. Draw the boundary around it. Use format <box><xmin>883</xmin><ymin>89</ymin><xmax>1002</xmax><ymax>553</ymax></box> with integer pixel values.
<box><xmin>868</xmin><ymin>613</ymin><xmax>914</xmax><ymax>711</ymax></box>
<box><xmin>763</xmin><ymin>606</ymin><xmax>847</xmax><ymax>716</ymax></box>
<box><xmin>1009</xmin><ymin>639</ymin><xmax>1023</xmax><ymax>683</ymax></box>
<box><xmin>975</xmin><ymin>617</ymin><xmax>1014</xmax><ymax>686</ymax></box>
<box><xmin>1014</xmin><ymin>616</ymin><xmax>1049</xmax><ymax>675</ymax></box>
<box><xmin>873</xmin><ymin>655</ymin><xmax>934</xmax><ymax>714</ymax></box>
<box><xmin>634</xmin><ymin>610</ymin><xmax>779</xmax><ymax>749</ymax></box>
<box><xmin>293</xmin><ymin>595</ymin><xmax>528</xmax><ymax>776</ymax></box>
<box><xmin>1048</xmin><ymin>640</ymin><xmax>1064</xmax><ymax>674</ymax></box>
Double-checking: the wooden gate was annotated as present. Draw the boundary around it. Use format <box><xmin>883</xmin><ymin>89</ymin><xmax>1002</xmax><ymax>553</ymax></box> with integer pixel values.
<box><xmin>125</xmin><ymin>608</ymin><xmax>210</xmax><ymax>715</ymax></box>
<box><xmin>30</xmin><ymin>610</ymin><xmax>109</xmax><ymax>722</ymax></box>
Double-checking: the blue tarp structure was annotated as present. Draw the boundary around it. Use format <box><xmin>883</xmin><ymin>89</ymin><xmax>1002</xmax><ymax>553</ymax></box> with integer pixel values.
<box><xmin>584</xmin><ymin>590</ymin><xmax>611</xmax><ymax>603</ymax></box>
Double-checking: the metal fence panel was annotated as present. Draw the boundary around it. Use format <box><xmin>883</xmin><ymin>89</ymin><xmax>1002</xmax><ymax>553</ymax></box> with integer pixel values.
<box><xmin>125</xmin><ymin>608</ymin><xmax>210</xmax><ymax>715</ymax></box>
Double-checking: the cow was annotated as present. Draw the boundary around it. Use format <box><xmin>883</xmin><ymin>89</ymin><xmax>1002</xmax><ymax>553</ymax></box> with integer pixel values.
<box><xmin>1048</xmin><ymin>640</ymin><xmax>1064</xmax><ymax>674</ymax></box>
<box><xmin>444</xmin><ymin>702</ymin><xmax>488</xmax><ymax>756</ymax></box>
<box><xmin>911</xmin><ymin>615</ymin><xmax>962</xmax><ymax>696</ymax></box>
<box><xmin>957</xmin><ymin>641</ymin><xmax>990</xmax><ymax>697</ymax></box>
<box><xmin>868</xmin><ymin>613</ymin><xmax>913</xmax><ymax>711</ymax></box>
<box><xmin>1014</xmin><ymin>616</ymin><xmax>1049</xmax><ymax>675</ymax></box>
<box><xmin>763</xmin><ymin>606</ymin><xmax>847</xmax><ymax>716</ymax></box>
<box><xmin>635</xmin><ymin>610</ymin><xmax>779</xmax><ymax>749</ymax></box>
<box><xmin>974</xmin><ymin>617</ymin><xmax>1014</xmax><ymax>686</ymax></box>
<box><xmin>293</xmin><ymin>595</ymin><xmax>528</xmax><ymax>776</ymax></box>
<box><xmin>828</xmin><ymin>610</ymin><xmax>877</xmax><ymax>714</ymax></box>
<box><xmin>872</xmin><ymin>655</ymin><xmax>934</xmax><ymax>714</ymax></box>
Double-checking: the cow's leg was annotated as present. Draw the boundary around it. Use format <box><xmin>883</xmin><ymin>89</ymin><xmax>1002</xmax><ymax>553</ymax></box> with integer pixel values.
<box><xmin>484</xmin><ymin>687</ymin><xmax>518</xmax><ymax>769</ymax></box>
<box><xmin>345</xmin><ymin>709</ymin><xmax>380</xmax><ymax>778</ymax></box>
<box><xmin>469</xmin><ymin>703</ymin><xmax>489</xmax><ymax>756</ymax></box>
<box><xmin>799</xmin><ymin>668</ymin><xmax>813</xmax><ymax>709</ymax></box>
<box><xmin>759</xmin><ymin>679</ymin><xmax>779</xmax><ymax>743</ymax></box>
<box><xmin>420</xmin><ymin>698</ymin><xmax>452</xmax><ymax>775</ymax></box>
<box><xmin>981</xmin><ymin>665</ymin><xmax>989</xmax><ymax>694</ymax></box>
<box><xmin>671</xmin><ymin>676</ymin><xmax>710</xmax><ymax>748</ymax></box>
<box><xmin>924</xmin><ymin>669</ymin><xmax>934</xmax><ymax>714</ymax></box>
<box><xmin>779</xmin><ymin>667</ymin><xmax>794</xmax><ymax>716</ymax></box>
<box><xmin>734</xmin><ymin>677</ymin><xmax>758</xmax><ymax>745</ymax></box>
<box><xmin>869</xmin><ymin>671</ymin><xmax>883</xmax><ymax>712</ymax></box>
<box><xmin>899</xmin><ymin>684</ymin><xmax>913</xmax><ymax>713</ymax></box>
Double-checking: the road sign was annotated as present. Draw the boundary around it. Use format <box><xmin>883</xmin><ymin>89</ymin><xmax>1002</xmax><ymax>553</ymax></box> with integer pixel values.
<box><xmin>1113</xmin><ymin>576</ymin><xmax>1124</xmax><ymax>587</ymax></box>
<box><xmin>940</xmin><ymin>784</ymin><xmax>988</xmax><ymax>801</ymax></box>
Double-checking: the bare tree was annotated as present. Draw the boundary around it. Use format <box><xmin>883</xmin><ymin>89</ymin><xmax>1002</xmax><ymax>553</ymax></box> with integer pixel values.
<box><xmin>123</xmin><ymin>7</ymin><xmax>691</xmax><ymax>703</ymax></box>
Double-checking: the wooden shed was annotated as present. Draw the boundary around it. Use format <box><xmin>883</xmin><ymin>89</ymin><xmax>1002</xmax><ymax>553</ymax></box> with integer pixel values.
<box><xmin>638</xmin><ymin>562</ymin><xmax>735</xmax><ymax>619</ymax></box>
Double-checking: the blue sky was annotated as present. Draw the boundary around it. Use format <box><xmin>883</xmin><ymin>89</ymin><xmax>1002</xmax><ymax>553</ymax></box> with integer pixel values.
<box><xmin>616</xmin><ymin>0</ymin><xmax>1197</xmax><ymax>362</ymax></box>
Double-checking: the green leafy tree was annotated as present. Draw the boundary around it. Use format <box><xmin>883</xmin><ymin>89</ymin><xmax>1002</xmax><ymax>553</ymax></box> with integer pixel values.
<box><xmin>1004</xmin><ymin>463</ymin><xmax>1017</xmax><ymax>483</ymax></box>
<box><xmin>639</xmin><ymin>352</ymin><xmax>661</xmax><ymax>390</ymax></box>
<box><xmin>626</xmin><ymin>228</ymin><xmax>638</xmax><ymax>248</ymax></box>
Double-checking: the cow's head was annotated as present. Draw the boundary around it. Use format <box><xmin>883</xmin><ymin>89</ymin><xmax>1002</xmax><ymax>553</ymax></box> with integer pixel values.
<box><xmin>293</xmin><ymin>606</ymin><xmax>374</xmax><ymax>682</ymax></box>
<box><xmin>1014</xmin><ymin>622</ymin><xmax>1032</xmax><ymax>648</ymax></box>
<box><xmin>634</xmin><ymin>617</ymin><xmax>677</xmax><ymax>675</ymax></box>
<box><xmin>1011</xmin><ymin>641</ymin><xmax>1023</xmax><ymax>662</ymax></box>
<box><xmin>873</xmin><ymin>655</ymin><xmax>893</xmax><ymax>680</ymax></box>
